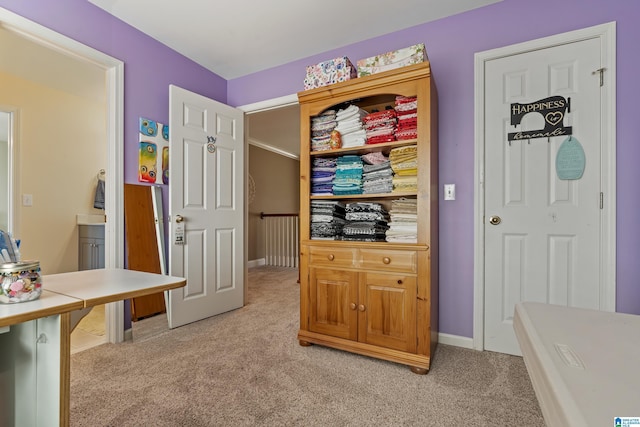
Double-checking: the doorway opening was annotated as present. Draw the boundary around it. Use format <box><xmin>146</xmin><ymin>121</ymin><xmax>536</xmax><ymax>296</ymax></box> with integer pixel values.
<box><xmin>0</xmin><ymin>7</ymin><xmax>125</xmax><ymax>344</ymax></box>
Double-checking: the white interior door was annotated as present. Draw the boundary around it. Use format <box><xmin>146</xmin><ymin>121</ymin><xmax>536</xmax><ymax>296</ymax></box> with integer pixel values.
<box><xmin>167</xmin><ymin>85</ymin><xmax>245</xmax><ymax>328</ymax></box>
<box><xmin>483</xmin><ymin>38</ymin><xmax>606</xmax><ymax>355</ymax></box>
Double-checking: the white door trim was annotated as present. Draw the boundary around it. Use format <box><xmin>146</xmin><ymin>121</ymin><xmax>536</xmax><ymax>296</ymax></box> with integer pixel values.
<box><xmin>473</xmin><ymin>22</ymin><xmax>616</xmax><ymax>351</ymax></box>
<box><xmin>0</xmin><ymin>7</ymin><xmax>126</xmax><ymax>342</ymax></box>
<box><xmin>239</xmin><ymin>94</ymin><xmax>300</xmax><ymax>160</ymax></box>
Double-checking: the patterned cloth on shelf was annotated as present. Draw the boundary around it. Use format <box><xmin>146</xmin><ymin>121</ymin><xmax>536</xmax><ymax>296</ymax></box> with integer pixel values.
<box><xmin>341</xmin><ymin>202</ymin><xmax>389</xmax><ymax>242</ymax></box>
<box><xmin>362</xmin><ymin>109</ymin><xmax>397</xmax><ymax>145</ymax></box>
<box><xmin>361</xmin><ymin>151</ymin><xmax>393</xmax><ymax>195</ymax></box>
<box><xmin>395</xmin><ymin>96</ymin><xmax>418</xmax><ymax>141</ymax></box>
<box><xmin>332</xmin><ymin>155</ymin><xmax>363</xmax><ymax>195</ymax></box>
<box><xmin>386</xmin><ymin>197</ymin><xmax>418</xmax><ymax>243</ymax></box>
<box><xmin>390</xmin><ymin>145</ymin><xmax>418</xmax><ymax>192</ymax></box>
<box><xmin>310</xmin><ymin>200</ymin><xmax>346</xmax><ymax>240</ymax></box>
<box><xmin>310</xmin><ymin>110</ymin><xmax>337</xmax><ymax>152</ymax></box>
<box><xmin>311</xmin><ymin>157</ymin><xmax>336</xmax><ymax>196</ymax></box>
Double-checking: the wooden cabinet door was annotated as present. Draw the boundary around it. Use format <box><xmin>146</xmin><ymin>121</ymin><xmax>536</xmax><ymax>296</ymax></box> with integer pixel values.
<box><xmin>359</xmin><ymin>272</ymin><xmax>417</xmax><ymax>352</ymax></box>
<box><xmin>309</xmin><ymin>267</ymin><xmax>358</xmax><ymax>340</ymax></box>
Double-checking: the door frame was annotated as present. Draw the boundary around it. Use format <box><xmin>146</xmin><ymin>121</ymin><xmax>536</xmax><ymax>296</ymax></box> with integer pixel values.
<box><xmin>0</xmin><ymin>8</ymin><xmax>126</xmax><ymax>342</ymax></box>
<box><xmin>473</xmin><ymin>22</ymin><xmax>616</xmax><ymax>351</ymax></box>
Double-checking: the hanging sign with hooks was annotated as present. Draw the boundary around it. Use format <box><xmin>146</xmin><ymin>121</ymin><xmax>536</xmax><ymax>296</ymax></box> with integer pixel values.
<box><xmin>507</xmin><ymin>95</ymin><xmax>572</xmax><ymax>142</ymax></box>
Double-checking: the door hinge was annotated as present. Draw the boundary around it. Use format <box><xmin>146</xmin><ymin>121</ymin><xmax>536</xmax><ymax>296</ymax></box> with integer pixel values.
<box><xmin>600</xmin><ymin>192</ymin><xmax>604</xmax><ymax>209</ymax></box>
<box><xmin>592</xmin><ymin>67</ymin><xmax>606</xmax><ymax>87</ymax></box>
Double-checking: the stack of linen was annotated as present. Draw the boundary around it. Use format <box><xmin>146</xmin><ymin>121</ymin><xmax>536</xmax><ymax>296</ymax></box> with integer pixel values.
<box><xmin>386</xmin><ymin>198</ymin><xmax>418</xmax><ymax>243</ymax></box>
<box><xmin>394</xmin><ymin>96</ymin><xmax>418</xmax><ymax>141</ymax></box>
<box><xmin>311</xmin><ymin>110</ymin><xmax>337</xmax><ymax>151</ymax></box>
<box><xmin>310</xmin><ymin>200</ymin><xmax>346</xmax><ymax>240</ymax></box>
<box><xmin>342</xmin><ymin>202</ymin><xmax>389</xmax><ymax>242</ymax></box>
<box><xmin>390</xmin><ymin>145</ymin><xmax>418</xmax><ymax>192</ymax></box>
<box><xmin>334</xmin><ymin>105</ymin><xmax>368</xmax><ymax>148</ymax></box>
<box><xmin>311</xmin><ymin>157</ymin><xmax>336</xmax><ymax>196</ymax></box>
<box><xmin>362</xmin><ymin>109</ymin><xmax>397</xmax><ymax>144</ymax></box>
<box><xmin>332</xmin><ymin>155</ymin><xmax>363</xmax><ymax>195</ymax></box>
<box><xmin>361</xmin><ymin>151</ymin><xmax>393</xmax><ymax>194</ymax></box>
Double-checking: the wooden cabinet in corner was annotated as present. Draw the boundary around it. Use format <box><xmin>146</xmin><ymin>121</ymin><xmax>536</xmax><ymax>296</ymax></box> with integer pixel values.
<box><xmin>297</xmin><ymin>62</ymin><xmax>439</xmax><ymax>374</ymax></box>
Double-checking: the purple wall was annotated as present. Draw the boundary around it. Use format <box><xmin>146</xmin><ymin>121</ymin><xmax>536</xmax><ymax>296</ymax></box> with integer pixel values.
<box><xmin>3</xmin><ymin>0</ymin><xmax>639</xmax><ymax>339</ymax></box>
<box><xmin>229</xmin><ymin>0</ymin><xmax>640</xmax><ymax>338</ymax></box>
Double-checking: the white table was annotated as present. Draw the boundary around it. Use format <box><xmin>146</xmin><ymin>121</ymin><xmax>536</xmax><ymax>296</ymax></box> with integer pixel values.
<box><xmin>0</xmin><ymin>269</ymin><xmax>186</xmax><ymax>427</ymax></box>
<box><xmin>514</xmin><ymin>302</ymin><xmax>640</xmax><ymax>427</ymax></box>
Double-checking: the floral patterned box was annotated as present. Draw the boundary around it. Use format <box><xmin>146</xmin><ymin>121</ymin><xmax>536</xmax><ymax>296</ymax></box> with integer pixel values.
<box><xmin>303</xmin><ymin>56</ymin><xmax>357</xmax><ymax>90</ymax></box>
<box><xmin>356</xmin><ymin>43</ymin><xmax>426</xmax><ymax>77</ymax></box>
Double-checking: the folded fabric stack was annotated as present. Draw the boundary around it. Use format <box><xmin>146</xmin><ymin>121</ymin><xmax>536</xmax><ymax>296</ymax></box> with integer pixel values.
<box><xmin>362</xmin><ymin>109</ymin><xmax>397</xmax><ymax>144</ymax></box>
<box><xmin>332</xmin><ymin>155</ymin><xmax>363</xmax><ymax>195</ymax></box>
<box><xmin>334</xmin><ymin>105</ymin><xmax>368</xmax><ymax>148</ymax></box>
<box><xmin>395</xmin><ymin>96</ymin><xmax>418</xmax><ymax>141</ymax></box>
<box><xmin>342</xmin><ymin>202</ymin><xmax>389</xmax><ymax>242</ymax></box>
<box><xmin>390</xmin><ymin>145</ymin><xmax>418</xmax><ymax>192</ymax></box>
<box><xmin>311</xmin><ymin>157</ymin><xmax>336</xmax><ymax>196</ymax></box>
<box><xmin>310</xmin><ymin>200</ymin><xmax>346</xmax><ymax>240</ymax></box>
<box><xmin>361</xmin><ymin>151</ymin><xmax>393</xmax><ymax>194</ymax></box>
<box><xmin>311</xmin><ymin>110</ymin><xmax>337</xmax><ymax>151</ymax></box>
<box><xmin>386</xmin><ymin>198</ymin><xmax>418</xmax><ymax>243</ymax></box>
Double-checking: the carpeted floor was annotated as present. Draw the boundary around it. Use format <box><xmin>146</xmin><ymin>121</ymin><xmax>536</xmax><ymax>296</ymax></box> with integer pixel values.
<box><xmin>70</xmin><ymin>266</ymin><xmax>544</xmax><ymax>426</ymax></box>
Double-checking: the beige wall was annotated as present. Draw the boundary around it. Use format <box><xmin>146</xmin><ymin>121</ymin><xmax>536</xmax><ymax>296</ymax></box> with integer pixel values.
<box><xmin>0</xmin><ymin>71</ymin><xmax>105</xmax><ymax>274</ymax></box>
<box><xmin>248</xmin><ymin>145</ymin><xmax>299</xmax><ymax>261</ymax></box>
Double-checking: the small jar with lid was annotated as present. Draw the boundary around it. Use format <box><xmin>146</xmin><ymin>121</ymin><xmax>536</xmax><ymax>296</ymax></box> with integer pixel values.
<box><xmin>0</xmin><ymin>261</ymin><xmax>42</xmax><ymax>303</ymax></box>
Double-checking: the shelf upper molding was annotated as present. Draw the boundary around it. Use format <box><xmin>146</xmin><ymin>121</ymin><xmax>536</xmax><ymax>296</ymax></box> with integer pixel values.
<box><xmin>297</xmin><ymin>62</ymin><xmax>432</xmax><ymax>104</ymax></box>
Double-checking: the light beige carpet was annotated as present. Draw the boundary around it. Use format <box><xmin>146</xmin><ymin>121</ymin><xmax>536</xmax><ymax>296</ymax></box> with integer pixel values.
<box><xmin>70</xmin><ymin>266</ymin><xmax>544</xmax><ymax>426</ymax></box>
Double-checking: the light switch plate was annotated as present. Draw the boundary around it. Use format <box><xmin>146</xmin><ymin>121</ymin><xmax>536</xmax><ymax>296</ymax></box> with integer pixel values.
<box><xmin>444</xmin><ymin>184</ymin><xmax>455</xmax><ymax>201</ymax></box>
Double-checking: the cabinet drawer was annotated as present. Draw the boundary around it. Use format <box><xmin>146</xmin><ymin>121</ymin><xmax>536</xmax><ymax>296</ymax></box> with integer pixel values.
<box><xmin>79</xmin><ymin>224</ymin><xmax>105</xmax><ymax>239</ymax></box>
<box><xmin>308</xmin><ymin>246</ymin><xmax>356</xmax><ymax>268</ymax></box>
<box><xmin>359</xmin><ymin>249</ymin><xmax>417</xmax><ymax>273</ymax></box>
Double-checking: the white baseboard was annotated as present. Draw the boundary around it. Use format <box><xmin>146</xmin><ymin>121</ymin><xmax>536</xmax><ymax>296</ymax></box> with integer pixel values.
<box><xmin>248</xmin><ymin>258</ymin><xmax>266</xmax><ymax>268</ymax></box>
<box><xmin>438</xmin><ymin>332</ymin><xmax>475</xmax><ymax>349</ymax></box>
<box><xmin>124</xmin><ymin>317</ymin><xmax>472</xmax><ymax>350</ymax></box>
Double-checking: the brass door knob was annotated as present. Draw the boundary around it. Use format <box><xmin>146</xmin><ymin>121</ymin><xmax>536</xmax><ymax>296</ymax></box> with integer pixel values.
<box><xmin>327</xmin><ymin>254</ymin><xmax>335</xmax><ymax>261</ymax></box>
<box><xmin>358</xmin><ymin>304</ymin><xmax>366</xmax><ymax>312</ymax></box>
<box><xmin>489</xmin><ymin>216</ymin><xmax>501</xmax><ymax>225</ymax></box>
<box><xmin>349</xmin><ymin>302</ymin><xmax>357</xmax><ymax>310</ymax></box>
<box><xmin>382</xmin><ymin>257</ymin><xmax>391</xmax><ymax>264</ymax></box>
<box><xmin>175</xmin><ymin>215</ymin><xmax>184</xmax><ymax>223</ymax></box>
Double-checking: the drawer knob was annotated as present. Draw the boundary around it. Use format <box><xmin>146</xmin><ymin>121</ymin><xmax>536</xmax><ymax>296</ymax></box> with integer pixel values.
<box><xmin>397</xmin><ymin>279</ymin><xmax>403</xmax><ymax>285</ymax></box>
<box><xmin>383</xmin><ymin>257</ymin><xmax>391</xmax><ymax>264</ymax></box>
<box><xmin>349</xmin><ymin>302</ymin><xmax>357</xmax><ymax>310</ymax></box>
<box><xmin>358</xmin><ymin>304</ymin><xmax>366</xmax><ymax>312</ymax></box>
<box><xmin>327</xmin><ymin>254</ymin><xmax>335</xmax><ymax>261</ymax></box>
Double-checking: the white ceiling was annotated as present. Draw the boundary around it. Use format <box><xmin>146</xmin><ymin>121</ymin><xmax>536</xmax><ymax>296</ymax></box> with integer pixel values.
<box><xmin>88</xmin><ymin>0</ymin><xmax>501</xmax><ymax>80</ymax></box>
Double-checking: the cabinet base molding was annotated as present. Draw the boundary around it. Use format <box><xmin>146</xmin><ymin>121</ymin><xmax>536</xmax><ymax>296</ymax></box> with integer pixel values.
<box><xmin>298</xmin><ymin>330</ymin><xmax>433</xmax><ymax>373</ymax></box>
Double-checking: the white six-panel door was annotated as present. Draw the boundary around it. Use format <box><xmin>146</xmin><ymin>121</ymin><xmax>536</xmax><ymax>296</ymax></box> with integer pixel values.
<box><xmin>483</xmin><ymin>38</ymin><xmax>604</xmax><ymax>355</ymax></box>
<box><xmin>167</xmin><ymin>85</ymin><xmax>245</xmax><ymax>328</ymax></box>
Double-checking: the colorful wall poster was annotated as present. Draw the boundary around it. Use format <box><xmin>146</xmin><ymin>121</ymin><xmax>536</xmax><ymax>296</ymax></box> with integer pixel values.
<box><xmin>138</xmin><ymin>117</ymin><xmax>169</xmax><ymax>184</ymax></box>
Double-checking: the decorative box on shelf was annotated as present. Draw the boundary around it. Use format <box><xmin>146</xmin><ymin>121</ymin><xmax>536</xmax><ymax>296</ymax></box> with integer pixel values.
<box><xmin>303</xmin><ymin>56</ymin><xmax>357</xmax><ymax>90</ymax></box>
<box><xmin>356</xmin><ymin>43</ymin><xmax>426</xmax><ymax>77</ymax></box>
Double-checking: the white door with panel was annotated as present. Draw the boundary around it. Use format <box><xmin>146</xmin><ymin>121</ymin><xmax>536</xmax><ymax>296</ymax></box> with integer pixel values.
<box><xmin>484</xmin><ymin>38</ymin><xmax>605</xmax><ymax>355</ymax></box>
<box><xmin>167</xmin><ymin>85</ymin><xmax>245</xmax><ymax>329</ymax></box>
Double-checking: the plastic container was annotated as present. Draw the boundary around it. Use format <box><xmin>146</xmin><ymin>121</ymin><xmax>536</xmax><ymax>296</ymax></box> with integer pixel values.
<box><xmin>0</xmin><ymin>260</ymin><xmax>42</xmax><ymax>303</ymax></box>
